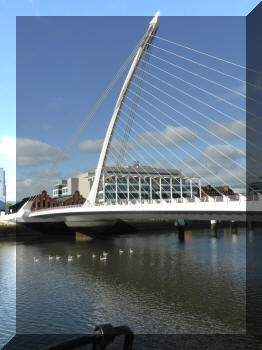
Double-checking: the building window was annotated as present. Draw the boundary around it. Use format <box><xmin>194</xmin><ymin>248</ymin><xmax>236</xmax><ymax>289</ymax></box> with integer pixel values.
<box><xmin>62</xmin><ymin>187</ymin><xmax>68</xmax><ymax>195</ymax></box>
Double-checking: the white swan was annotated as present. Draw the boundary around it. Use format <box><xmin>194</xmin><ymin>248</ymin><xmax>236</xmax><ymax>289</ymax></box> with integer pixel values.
<box><xmin>100</xmin><ymin>255</ymin><xmax>107</xmax><ymax>261</ymax></box>
<box><xmin>49</xmin><ymin>255</ymin><xmax>54</xmax><ymax>260</ymax></box>
<box><xmin>76</xmin><ymin>254</ymin><xmax>81</xmax><ymax>258</ymax></box>
<box><xmin>129</xmin><ymin>249</ymin><xmax>133</xmax><ymax>254</ymax></box>
<box><xmin>68</xmin><ymin>255</ymin><xmax>73</xmax><ymax>262</ymax></box>
<box><xmin>102</xmin><ymin>251</ymin><xmax>108</xmax><ymax>257</ymax></box>
<box><xmin>56</xmin><ymin>256</ymin><xmax>61</xmax><ymax>260</ymax></box>
<box><xmin>92</xmin><ymin>254</ymin><xmax>96</xmax><ymax>259</ymax></box>
<box><xmin>119</xmin><ymin>249</ymin><xmax>124</xmax><ymax>254</ymax></box>
<box><xmin>33</xmin><ymin>257</ymin><xmax>39</xmax><ymax>262</ymax></box>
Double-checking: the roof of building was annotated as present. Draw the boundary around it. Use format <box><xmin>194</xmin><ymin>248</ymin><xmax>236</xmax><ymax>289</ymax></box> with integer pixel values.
<box><xmin>78</xmin><ymin>172</ymin><xmax>95</xmax><ymax>178</ymax></box>
<box><xmin>104</xmin><ymin>165</ymin><xmax>181</xmax><ymax>176</ymax></box>
<box><xmin>202</xmin><ymin>185</ymin><xmax>234</xmax><ymax>195</ymax></box>
<box><xmin>54</xmin><ymin>195</ymin><xmax>73</xmax><ymax>202</ymax></box>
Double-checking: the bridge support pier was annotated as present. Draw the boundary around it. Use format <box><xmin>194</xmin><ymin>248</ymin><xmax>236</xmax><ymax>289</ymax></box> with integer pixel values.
<box><xmin>177</xmin><ymin>219</ymin><xmax>185</xmax><ymax>242</ymax></box>
<box><xmin>230</xmin><ymin>220</ymin><xmax>238</xmax><ymax>234</ymax></box>
<box><xmin>210</xmin><ymin>219</ymin><xmax>217</xmax><ymax>238</ymax></box>
<box><xmin>247</xmin><ymin>221</ymin><xmax>254</xmax><ymax>232</ymax></box>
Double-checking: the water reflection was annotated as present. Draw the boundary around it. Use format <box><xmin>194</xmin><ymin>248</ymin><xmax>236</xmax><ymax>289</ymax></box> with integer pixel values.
<box><xmin>0</xmin><ymin>242</ymin><xmax>16</xmax><ymax>349</ymax></box>
<box><xmin>13</xmin><ymin>227</ymin><xmax>246</xmax><ymax>335</ymax></box>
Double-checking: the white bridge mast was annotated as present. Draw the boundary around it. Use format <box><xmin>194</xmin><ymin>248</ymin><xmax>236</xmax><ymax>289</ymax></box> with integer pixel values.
<box><xmin>86</xmin><ymin>11</ymin><xmax>160</xmax><ymax>205</ymax></box>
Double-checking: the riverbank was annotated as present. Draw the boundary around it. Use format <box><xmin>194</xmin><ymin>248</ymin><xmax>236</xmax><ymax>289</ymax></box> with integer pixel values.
<box><xmin>0</xmin><ymin>221</ymin><xmax>16</xmax><ymax>236</ymax></box>
<box><xmin>0</xmin><ymin>221</ymin><xmax>43</xmax><ymax>237</ymax></box>
<box><xmin>0</xmin><ymin>218</ymin><xmax>249</xmax><ymax>239</ymax></box>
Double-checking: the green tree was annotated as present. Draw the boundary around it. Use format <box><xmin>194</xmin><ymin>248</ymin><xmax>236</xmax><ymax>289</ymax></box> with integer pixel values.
<box><xmin>5</xmin><ymin>202</ymin><xmax>12</xmax><ymax>211</ymax></box>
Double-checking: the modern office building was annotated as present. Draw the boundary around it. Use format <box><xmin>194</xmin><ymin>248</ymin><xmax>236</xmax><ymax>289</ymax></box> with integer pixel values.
<box><xmin>52</xmin><ymin>163</ymin><xmax>201</xmax><ymax>202</ymax></box>
<box><xmin>98</xmin><ymin>163</ymin><xmax>200</xmax><ymax>202</ymax></box>
<box><xmin>53</xmin><ymin>179</ymin><xmax>68</xmax><ymax>198</ymax></box>
<box><xmin>53</xmin><ymin>180</ymin><xmax>67</xmax><ymax>198</ymax></box>
<box><xmin>0</xmin><ymin>168</ymin><xmax>6</xmax><ymax>211</ymax></box>
<box><xmin>52</xmin><ymin>172</ymin><xmax>95</xmax><ymax>198</ymax></box>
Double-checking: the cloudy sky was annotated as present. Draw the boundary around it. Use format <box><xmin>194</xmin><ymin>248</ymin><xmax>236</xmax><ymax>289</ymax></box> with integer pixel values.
<box><xmin>0</xmin><ymin>0</ymin><xmax>261</xmax><ymax>201</ymax></box>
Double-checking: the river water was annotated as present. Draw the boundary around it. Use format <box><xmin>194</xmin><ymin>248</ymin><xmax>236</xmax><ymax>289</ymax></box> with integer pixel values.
<box><xmin>0</xmin><ymin>226</ymin><xmax>248</xmax><ymax>348</ymax></box>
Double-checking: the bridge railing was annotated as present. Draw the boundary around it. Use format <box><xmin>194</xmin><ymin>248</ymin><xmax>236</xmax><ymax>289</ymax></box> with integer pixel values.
<box><xmin>97</xmin><ymin>195</ymin><xmax>246</xmax><ymax>206</ymax></box>
<box><xmin>30</xmin><ymin>204</ymin><xmax>83</xmax><ymax>213</ymax></box>
<box><xmin>29</xmin><ymin>193</ymin><xmax>259</xmax><ymax>214</ymax></box>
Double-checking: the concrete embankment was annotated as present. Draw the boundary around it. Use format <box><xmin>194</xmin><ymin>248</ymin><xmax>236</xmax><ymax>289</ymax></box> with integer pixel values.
<box><xmin>0</xmin><ymin>221</ymin><xmax>31</xmax><ymax>238</ymax></box>
<box><xmin>0</xmin><ymin>219</ymin><xmax>16</xmax><ymax>237</ymax></box>
<box><xmin>0</xmin><ymin>217</ymin><xmax>44</xmax><ymax>237</ymax></box>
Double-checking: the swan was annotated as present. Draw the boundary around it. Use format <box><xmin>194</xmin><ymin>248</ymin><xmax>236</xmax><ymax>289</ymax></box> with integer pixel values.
<box><xmin>49</xmin><ymin>255</ymin><xmax>54</xmax><ymax>260</ymax></box>
<box><xmin>129</xmin><ymin>249</ymin><xmax>133</xmax><ymax>254</ymax></box>
<box><xmin>100</xmin><ymin>255</ymin><xmax>107</xmax><ymax>261</ymax></box>
<box><xmin>76</xmin><ymin>254</ymin><xmax>81</xmax><ymax>258</ymax></box>
<box><xmin>68</xmin><ymin>256</ymin><xmax>73</xmax><ymax>261</ymax></box>
<box><xmin>119</xmin><ymin>249</ymin><xmax>124</xmax><ymax>254</ymax></box>
<box><xmin>56</xmin><ymin>256</ymin><xmax>61</xmax><ymax>260</ymax></box>
<box><xmin>102</xmin><ymin>251</ymin><xmax>108</xmax><ymax>257</ymax></box>
<box><xmin>33</xmin><ymin>257</ymin><xmax>39</xmax><ymax>262</ymax></box>
<box><xmin>92</xmin><ymin>254</ymin><xmax>96</xmax><ymax>259</ymax></box>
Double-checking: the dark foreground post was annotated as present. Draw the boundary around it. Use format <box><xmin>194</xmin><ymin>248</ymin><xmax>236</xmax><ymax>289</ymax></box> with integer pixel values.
<box><xmin>40</xmin><ymin>324</ymin><xmax>133</xmax><ymax>350</ymax></box>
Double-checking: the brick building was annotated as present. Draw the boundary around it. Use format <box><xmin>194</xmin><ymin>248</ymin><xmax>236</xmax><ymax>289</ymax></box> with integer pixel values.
<box><xmin>201</xmin><ymin>185</ymin><xmax>235</xmax><ymax>197</ymax></box>
<box><xmin>31</xmin><ymin>190</ymin><xmax>86</xmax><ymax>211</ymax></box>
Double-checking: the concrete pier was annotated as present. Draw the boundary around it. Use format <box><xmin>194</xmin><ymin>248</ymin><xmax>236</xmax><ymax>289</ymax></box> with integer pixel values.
<box><xmin>247</xmin><ymin>221</ymin><xmax>254</xmax><ymax>232</ymax></box>
<box><xmin>210</xmin><ymin>219</ymin><xmax>217</xmax><ymax>237</ymax></box>
<box><xmin>230</xmin><ymin>220</ymin><xmax>238</xmax><ymax>234</ymax></box>
<box><xmin>177</xmin><ymin>219</ymin><xmax>185</xmax><ymax>242</ymax></box>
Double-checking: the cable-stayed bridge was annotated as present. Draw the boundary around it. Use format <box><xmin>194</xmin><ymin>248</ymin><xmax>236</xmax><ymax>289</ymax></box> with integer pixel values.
<box><xmin>6</xmin><ymin>12</ymin><xmax>262</xmax><ymax>229</ymax></box>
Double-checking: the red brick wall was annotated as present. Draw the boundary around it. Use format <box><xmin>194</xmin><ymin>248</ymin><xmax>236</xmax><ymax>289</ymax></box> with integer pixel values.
<box><xmin>62</xmin><ymin>191</ymin><xmax>85</xmax><ymax>206</ymax></box>
<box><xmin>31</xmin><ymin>191</ymin><xmax>86</xmax><ymax>211</ymax></box>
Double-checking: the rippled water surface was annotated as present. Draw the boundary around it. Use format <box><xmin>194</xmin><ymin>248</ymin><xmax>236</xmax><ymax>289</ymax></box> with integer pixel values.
<box><xmin>16</xmin><ymin>227</ymin><xmax>246</xmax><ymax>335</ymax></box>
<box><xmin>0</xmin><ymin>242</ymin><xmax>16</xmax><ymax>349</ymax></box>
<box><xmin>1</xmin><ymin>227</ymin><xmax>247</xmax><ymax>348</ymax></box>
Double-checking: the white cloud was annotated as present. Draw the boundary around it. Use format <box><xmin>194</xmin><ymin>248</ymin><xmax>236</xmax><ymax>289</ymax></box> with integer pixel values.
<box><xmin>208</xmin><ymin>120</ymin><xmax>246</xmax><ymax>141</ymax></box>
<box><xmin>0</xmin><ymin>137</ymin><xmax>69</xmax><ymax>200</ymax></box>
<box><xmin>16</xmin><ymin>169</ymin><xmax>61</xmax><ymax>201</ymax></box>
<box><xmin>17</xmin><ymin>138</ymin><xmax>67</xmax><ymax>167</ymax></box>
<box><xmin>217</xmin><ymin>82</ymin><xmax>246</xmax><ymax>103</ymax></box>
<box><xmin>179</xmin><ymin>144</ymin><xmax>246</xmax><ymax>193</ymax></box>
<box><xmin>78</xmin><ymin>139</ymin><xmax>104</xmax><ymax>153</ymax></box>
<box><xmin>0</xmin><ymin>136</ymin><xmax>16</xmax><ymax>164</ymax></box>
<box><xmin>201</xmin><ymin>144</ymin><xmax>245</xmax><ymax>169</ymax></box>
<box><xmin>136</xmin><ymin>125</ymin><xmax>197</xmax><ymax>148</ymax></box>
<box><xmin>78</xmin><ymin>125</ymin><xmax>197</xmax><ymax>154</ymax></box>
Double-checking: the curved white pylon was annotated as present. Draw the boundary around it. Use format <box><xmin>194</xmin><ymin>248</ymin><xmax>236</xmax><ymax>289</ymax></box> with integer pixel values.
<box><xmin>85</xmin><ymin>11</ymin><xmax>160</xmax><ymax>205</ymax></box>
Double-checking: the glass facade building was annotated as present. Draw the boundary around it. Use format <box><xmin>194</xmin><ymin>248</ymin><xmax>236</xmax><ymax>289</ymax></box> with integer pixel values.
<box><xmin>98</xmin><ymin>165</ymin><xmax>200</xmax><ymax>202</ymax></box>
<box><xmin>52</xmin><ymin>180</ymin><xmax>67</xmax><ymax>198</ymax></box>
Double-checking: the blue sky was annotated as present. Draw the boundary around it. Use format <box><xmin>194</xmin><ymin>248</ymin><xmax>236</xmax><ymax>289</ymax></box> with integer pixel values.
<box><xmin>0</xmin><ymin>0</ymin><xmax>260</xmax><ymax>201</ymax></box>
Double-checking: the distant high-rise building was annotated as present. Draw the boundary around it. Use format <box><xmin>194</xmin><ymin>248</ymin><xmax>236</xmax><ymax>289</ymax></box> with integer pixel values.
<box><xmin>0</xmin><ymin>168</ymin><xmax>6</xmax><ymax>211</ymax></box>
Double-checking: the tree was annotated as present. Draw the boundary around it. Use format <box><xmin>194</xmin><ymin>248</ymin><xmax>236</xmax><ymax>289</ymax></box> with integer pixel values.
<box><xmin>5</xmin><ymin>202</ymin><xmax>12</xmax><ymax>211</ymax></box>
